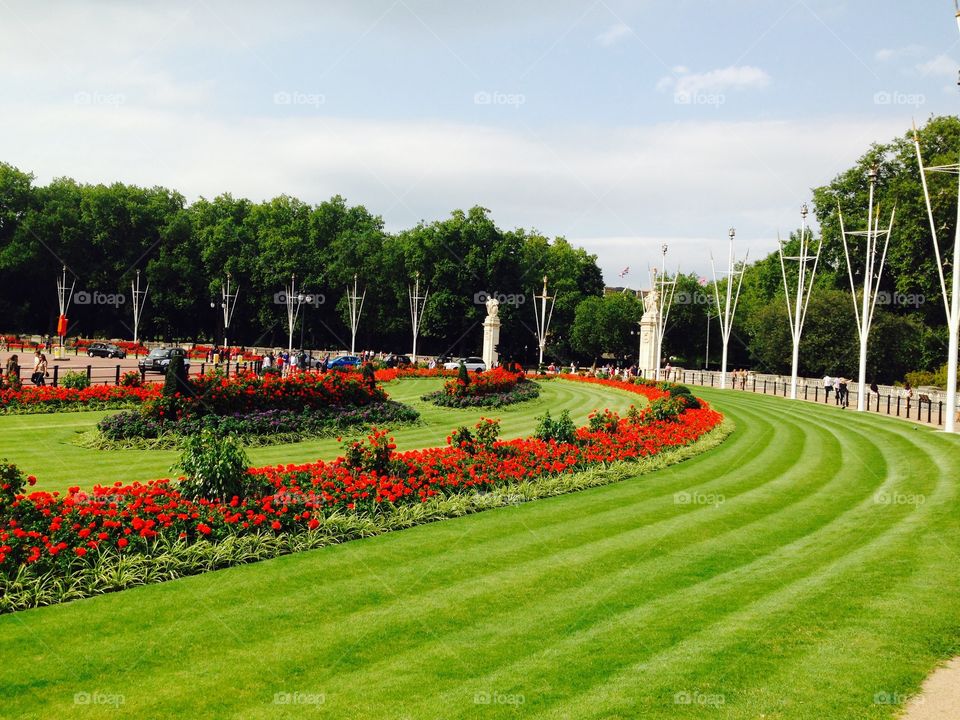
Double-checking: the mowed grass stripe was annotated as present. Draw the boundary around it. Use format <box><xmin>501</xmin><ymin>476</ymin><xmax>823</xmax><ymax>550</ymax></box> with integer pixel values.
<box><xmin>364</xmin><ymin>411</ymin><xmax>926</xmax><ymax>716</ymax></box>
<box><xmin>1</xmin><ymin>386</ymin><xmax>959</xmax><ymax>720</ymax></box>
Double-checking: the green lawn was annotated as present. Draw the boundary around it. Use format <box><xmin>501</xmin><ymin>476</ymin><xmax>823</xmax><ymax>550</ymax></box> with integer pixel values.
<box><xmin>1</xmin><ymin>386</ymin><xmax>959</xmax><ymax>719</ymax></box>
<box><xmin>0</xmin><ymin>378</ymin><xmax>641</xmax><ymax>493</ymax></box>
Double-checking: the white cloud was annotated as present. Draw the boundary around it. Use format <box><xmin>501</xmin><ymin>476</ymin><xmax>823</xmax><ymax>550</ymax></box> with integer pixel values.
<box><xmin>657</xmin><ymin>65</ymin><xmax>771</xmax><ymax>97</ymax></box>
<box><xmin>916</xmin><ymin>54</ymin><xmax>957</xmax><ymax>78</ymax></box>
<box><xmin>875</xmin><ymin>45</ymin><xmax>925</xmax><ymax>62</ymax></box>
<box><xmin>0</xmin><ymin>104</ymin><xmax>905</xmax><ymax>280</ymax></box>
<box><xmin>596</xmin><ymin>22</ymin><xmax>632</xmax><ymax>47</ymax></box>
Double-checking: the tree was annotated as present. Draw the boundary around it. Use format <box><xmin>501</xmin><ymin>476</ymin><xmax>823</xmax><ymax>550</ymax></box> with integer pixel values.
<box><xmin>570</xmin><ymin>292</ymin><xmax>642</xmax><ymax>363</ymax></box>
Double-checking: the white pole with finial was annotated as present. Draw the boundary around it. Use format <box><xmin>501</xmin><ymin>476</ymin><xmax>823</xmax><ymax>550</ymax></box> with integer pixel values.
<box><xmin>710</xmin><ymin>228</ymin><xmax>748</xmax><ymax>390</ymax></box>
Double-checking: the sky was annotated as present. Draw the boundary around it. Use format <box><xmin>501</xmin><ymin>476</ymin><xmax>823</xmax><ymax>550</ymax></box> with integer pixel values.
<box><xmin>1</xmin><ymin>0</ymin><xmax>958</xmax><ymax>284</ymax></box>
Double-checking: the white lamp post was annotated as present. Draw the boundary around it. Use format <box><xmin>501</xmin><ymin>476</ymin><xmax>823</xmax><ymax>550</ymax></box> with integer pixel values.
<box><xmin>651</xmin><ymin>244</ymin><xmax>678</xmax><ymax>380</ymax></box>
<box><xmin>710</xmin><ymin>228</ymin><xmax>748</xmax><ymax>389</ymax></box>
<box><xmin>837</xmin><ymin>167</ymin><xmax>895</xmax><ymax>412</ymax></box>
<box><xmin>131</xmin><ymin>270</ymin><xmax>148</xmax><ymax>346</ymax></box>
<box><xmin>408</xmin><ymin>271</ymin><xmax>429</xmax><ymax>362</ymax></box>
<box><xmin>533</xmin><ymin>275</ymin><xmax>556</xmax><ymax>366</ymax></box>
<box><xmin>284</xmin><ymin>274</ymin><xmax>311</xmax><ymax>354</ymax></box>
<box><xmin>346</xmin><ymin>274</ymin><xmax>366</xmax><ymax>355</ymax></box>
<box><xmin>778</xmin><ymin>204</ymin><xmax>823</xmax><ymax>399</ymax></box>
<box><xmin>219</xmin><ymin>273</ymin><xmax>240</xmax><ymax>349</ymax></box>
<box><xmin>914</xmin><ymin>123</ymin><xmax>960</xmax><ymax>432</ymax></box>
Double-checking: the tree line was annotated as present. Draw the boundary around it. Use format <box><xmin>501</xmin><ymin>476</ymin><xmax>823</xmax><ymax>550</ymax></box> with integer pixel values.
<box><xmin>0</xmin><ymin>115</ymin><xmax>957</xmax><ymax>382</ymax></box>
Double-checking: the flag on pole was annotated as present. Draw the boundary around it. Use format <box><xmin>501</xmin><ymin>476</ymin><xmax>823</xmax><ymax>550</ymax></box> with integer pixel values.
<box><xmin>619</xmin><ymin>266</ymin><xmax>630</xmax><ymax>278</ymax></box>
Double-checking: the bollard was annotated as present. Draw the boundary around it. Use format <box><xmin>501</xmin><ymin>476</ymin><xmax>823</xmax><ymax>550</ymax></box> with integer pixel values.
<box><xmin>115</xmin><ymin>365</ymin><xmax>120</xmax><ymax>385</ymax></box>
<box><xmin>52</xmin><ymin>365</ymin><xmax>59</xmax><ymax>387</ymax></box>
<box><xmin>86</xmin><ymin>365</ymin><xmax>92</xmax><ymax>382</ymax></box>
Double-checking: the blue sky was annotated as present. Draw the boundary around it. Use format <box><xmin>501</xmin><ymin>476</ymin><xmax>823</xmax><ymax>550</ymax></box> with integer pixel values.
<box><xmin>1</xmin><ymin>1</ymin><xmax>957</xmax><ymax>283</ymax></box>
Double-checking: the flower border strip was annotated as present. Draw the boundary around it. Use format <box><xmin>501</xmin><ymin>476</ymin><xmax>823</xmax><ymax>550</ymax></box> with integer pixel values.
<box><xmin>0</xmin><ymin>419</ymin><xmax>733</xmax><ymax>614</ymax></box>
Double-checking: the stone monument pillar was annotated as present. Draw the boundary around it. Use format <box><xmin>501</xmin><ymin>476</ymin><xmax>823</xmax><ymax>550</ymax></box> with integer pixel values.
<box><xmin>637</xmin><ymin>286</ymin><xmax>659</xmax><ymax>376</ymax></box>
<box><xmin>482</xmin><ymin>296</ymin><xmax>501</xmax><ymax>369</ymax></box>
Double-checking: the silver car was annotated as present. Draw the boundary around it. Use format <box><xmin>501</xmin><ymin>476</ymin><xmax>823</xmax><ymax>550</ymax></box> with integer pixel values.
<box><xmin>443</xmin><ymin>356</ymin><xmax>486</xmax><ymax>372</ymax></box>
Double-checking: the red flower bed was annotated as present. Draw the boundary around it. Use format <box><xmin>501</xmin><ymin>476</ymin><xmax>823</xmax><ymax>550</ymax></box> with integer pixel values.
<box><xmin>442</xmin><ymin>367</ymin><xmax>523</xmax><ymax>397</ymax></box>
<box><xmin>171</xmin><ymin>370</ymin><xmax>385</xmax><ymax>418</ymax></box>
<box><xmin>0</xmin><ymin>384</ymin><xmax>161</xmax><ymax>413</ymax></box>
<box><xmin>0</xmin><ymin>378</ymin><xmax>721</xmax><ymax>576</ymax></box>
<box><xmin>373</xmin><ymin>367</ymin><xmax>457</xmax><ymax>382</ymax></box>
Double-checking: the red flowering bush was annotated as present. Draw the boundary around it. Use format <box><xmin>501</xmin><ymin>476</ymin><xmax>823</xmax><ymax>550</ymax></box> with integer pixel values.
<box><xmin>373</xmin><ymin>367</ymin><xmax>457</xmax><ymax>382</ymax></box>
<box><xmin>442</xmin><ymin>367</ymin><xmax>522</xmax><ymax>398</ymax></box>
<box><xmin>0</xmin><ymin>384</ymin><xmax>161</xmax><ymax>414</ymax></box>
<box><xmin>423</xmin><ymin>368</ymin><xmax>540</xmax><ymax>408</ymax></box>
<box><xmin>0</xmin><ymin>376</ymin><xmax>721</xmax><ymax>582</ymax></box>
<box><xmin>153</xmin><ymin>370</ymin><xmax>387</xmax><ymax>421</ymax></box>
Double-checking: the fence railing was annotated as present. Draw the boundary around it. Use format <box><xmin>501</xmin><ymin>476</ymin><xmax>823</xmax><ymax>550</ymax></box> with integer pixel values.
<box><xmin>15</xmin><ymin>360</ymin><xmax>263</xmax><ymax>388</ymax></box>
<box><xmin>636</xmin><ymin>368</ymin><xmax>954</xmax><ymax>428</ymax></box>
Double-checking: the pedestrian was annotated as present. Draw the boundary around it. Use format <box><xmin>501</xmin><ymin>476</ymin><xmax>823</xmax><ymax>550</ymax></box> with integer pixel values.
<box><xmin>837</xmin><ymin>377</ymin><xmax>849</xmax><ymax>408</ymax></box>
<box><xmin>823</xmin><ymin>374</ymin><xmax>833</xmax><ymax>403</ymax></box>
<box><xmin>32</xmin><ymin>351</ymin><xmax>48</xmax><ymax>386</ymax></box>
<box><xmin>5</xmin><ymin>354</ymin><xmax>20</xmax><ymax>390</ymax></box>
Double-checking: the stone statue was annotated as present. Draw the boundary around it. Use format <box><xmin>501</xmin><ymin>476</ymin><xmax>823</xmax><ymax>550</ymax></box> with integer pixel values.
<box><xmin>486</xmin><ymin>296</ymin><xmax>500</xmax><ymax>318</ymax></box>
<box><xmin>643</xmin><ymin>287</ymin><xmax>658</xmax><ymax>315</ymax></box>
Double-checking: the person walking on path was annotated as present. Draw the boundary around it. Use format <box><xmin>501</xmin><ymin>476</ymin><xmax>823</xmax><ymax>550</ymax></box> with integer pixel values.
<box><xmin>823</xmin><ymin>375</ymin><xmax>834</xmax><ymax>403</ymax></box>
<box><xmin>837</xmin><ymin>377</ymin><xmax>849</xmax><ymax>408</ymax></box>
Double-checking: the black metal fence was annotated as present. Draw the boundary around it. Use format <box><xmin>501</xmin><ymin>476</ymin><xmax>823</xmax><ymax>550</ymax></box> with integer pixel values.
<box><xmin>18</xmin><ymin>360</ymin><xmax>263</xmax><ymax>388</ymax></box>
<box><xmin>637</xmin><ymin>368</ymin><xmax>949</xmax><ymax>428</ymax></box>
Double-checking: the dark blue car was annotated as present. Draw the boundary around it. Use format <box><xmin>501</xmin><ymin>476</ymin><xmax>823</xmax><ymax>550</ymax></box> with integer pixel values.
<box><xmin>326</xmin><ymin>355</ymin><xmax>361</xmax><ymax>370</ymax></box>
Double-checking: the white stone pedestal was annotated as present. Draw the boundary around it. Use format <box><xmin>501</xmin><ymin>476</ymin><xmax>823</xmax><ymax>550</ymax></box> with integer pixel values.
<box><xmin>637</xmin><ymin>311</ymin><xmax>658</xmax><ymax>375</ymax></box>
<box><xmin>482</xmin><ymin>316</ymin><xmax>501</xmax><ymax>370</ymax></box>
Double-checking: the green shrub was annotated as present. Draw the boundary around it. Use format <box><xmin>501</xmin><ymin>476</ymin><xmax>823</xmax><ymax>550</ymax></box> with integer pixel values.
<box><xmin>163</xmin><ymin>356</ymin><xmax>190</xmax><ymax>397</ymax></box>
<box><xmin>645</xmin><ymin>396</ymin><xmax>685</xmax><ymax>422</ymax></box>
<box><xmin>535</xmin><ymin>409</ymin><xmax>577</xmax><ymax>444</ymax></box>
<box><xmin>342</xmin><ymin>430</ymin><xmax>396</xmax><ymax>477</ymax></box>
<box><xmin>60</xmin><ymin>371</ymin><xmax>90</xmax><ymax>390</ymax></box>
<box><xmin>474</xmin><ymin>417</ymin><xmax>501</xmax><ymax>451</ymax></box>
<box><xmin>458</xmin><ymin>361</ymin><xmax>470</xmax><ymax>386</ymax></box>
<box><xmin>120</xmin><ymin>370</ymin><xmax>142</xmax><ymax>387</ymax></box>
<box><xmin>588</xmin><ymin>409</ymin><xmax>621</xmax><ymax>433</ymax></box>
<box><xmin>174</xmin><ymin>425</ymin><xmax>252</xmax><ymax>502</ymax></box>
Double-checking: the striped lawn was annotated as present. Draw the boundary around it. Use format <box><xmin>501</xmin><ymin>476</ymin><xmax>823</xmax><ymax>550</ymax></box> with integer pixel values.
<box><xmin>0</xmin><ymin>386</ymin><xmax>959</xmax><ymax>719</ymax></box>
<box><xmin>0</xmin><ymin>378</ymin><xmax>641</xmax><ymax>493</ymax></box>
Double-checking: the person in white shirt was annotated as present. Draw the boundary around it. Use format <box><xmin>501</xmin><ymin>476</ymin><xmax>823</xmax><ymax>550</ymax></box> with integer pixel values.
<box><xmin>823</xmin><ymin>375</ymin><xmax>833</xmax><ymax>403</ymax></box>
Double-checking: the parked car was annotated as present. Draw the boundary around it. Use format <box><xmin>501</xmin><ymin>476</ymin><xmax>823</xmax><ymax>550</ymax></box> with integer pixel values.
<box><xmin>443</xmin><ymin>357</ymin><xmax>486</xmax><ymax>372</ymax></box>
<box><xmin>138</xmin><ymin>347</ymin><xmax>191</xmax><ymax>373</ymax></box>
<box><xmin>86</xmin><ymin>342</ymin><xmax>126</xmax><ymax>359</ymax></box>
<box><xmin>384</xmin><ymin>354</ymin><xmax>412</xmax><ymax>368</ymax></box>
<box><xmin>326</xmin><ymin>355</ymin><xmax>361</xmax><ymax>370</ymax></box>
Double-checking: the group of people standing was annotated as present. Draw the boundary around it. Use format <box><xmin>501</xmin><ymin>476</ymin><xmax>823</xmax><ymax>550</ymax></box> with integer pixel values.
<box><xmin>823</xmin><ymin>375</ymin><xmax>850</xmax><ymax>408</ymax></box>
<box><xmin>730</xmin><ymin>369</ymin><xmax>750</xmax><ymax>389</ymax></box>
<box><xmin>2</xmin><ymin>350</ymin><xmax>48</xmax><ymax>388</ymax></box>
